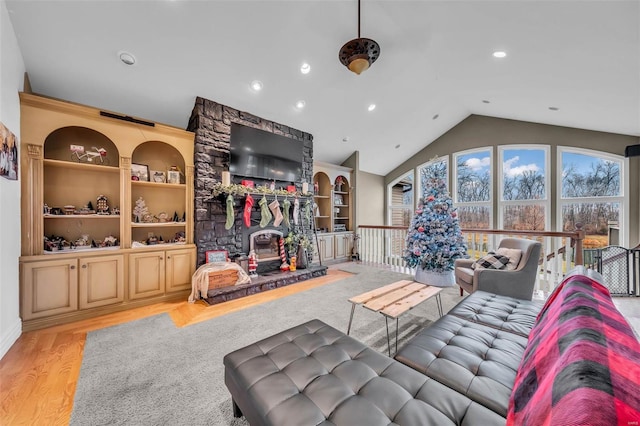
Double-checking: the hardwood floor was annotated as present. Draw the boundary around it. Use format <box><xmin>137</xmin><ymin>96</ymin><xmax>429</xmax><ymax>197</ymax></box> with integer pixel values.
<box><xmin>0</xmin><ymin>268</ymin><xmax>352</xmax><ymax>426</ymax></box>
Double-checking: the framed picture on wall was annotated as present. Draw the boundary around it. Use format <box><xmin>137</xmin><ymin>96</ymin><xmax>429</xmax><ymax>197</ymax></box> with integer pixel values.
<box><xmin>206</xmin><ymin>250</ymin><xmax>229</xmax><ymax>263</ymax></box>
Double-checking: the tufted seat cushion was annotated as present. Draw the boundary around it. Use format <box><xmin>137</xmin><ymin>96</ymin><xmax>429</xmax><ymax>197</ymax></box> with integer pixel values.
<box><xmin>447</xmin><ymin>290</ymin><xmax>542</xmax><ymax>337</ymax></box>
<box><xmin>394</xmin><ymin>314</ymin><xmax>529</xmax><ymax>417</ymax></box>
<box><xmin>224</xmin><ymin>319</ymin><xmax>506</xmax><ymax>426</ymax></box>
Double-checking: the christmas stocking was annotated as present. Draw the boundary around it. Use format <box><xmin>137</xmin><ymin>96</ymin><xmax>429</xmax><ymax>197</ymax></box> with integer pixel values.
<box><xmin>243</xmin><ymin>194</ymin><xmax>254</xmax><ymax>227</ymax></box>
<box><xmin>293</xmin><ymin>198</ymin><xmax>300</xmax><ymax>225</ymax></box>
<box><xmin>282</xmin><ymin>199</ymin><xmax>291</xmax><ymax>229</ymax></box>
<box><xmin>304</xmin><ymin>199</ymin><xmax>311</xmax><ymax>224</ymax></box>
<box><xmin>259</xmin><ymin>196</ymin><xmax>272</xmax><ymax>228</ymax></box>
<box><xmin>224</xmin><ymin>194</ymin><xmax>234</xmax><ymax>230</ymax></box>
<box><xmin>269</xmin><ymin>199</ymin><xmax>284</xmax><ymax>227</ymax></box>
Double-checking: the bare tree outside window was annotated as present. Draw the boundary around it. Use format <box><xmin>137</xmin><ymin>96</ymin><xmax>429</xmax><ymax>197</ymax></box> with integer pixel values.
<box><xmin>560</xmin><ymin>150</ymin><xmax>623</xmax><ymax>248</ymax></box>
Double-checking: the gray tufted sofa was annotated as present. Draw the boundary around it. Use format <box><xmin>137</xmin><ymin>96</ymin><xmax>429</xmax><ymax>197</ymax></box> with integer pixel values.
<box><xmin>224</xmin><ymin>287</ymin><xmax>544</xmax><ymax>425</ymax></box>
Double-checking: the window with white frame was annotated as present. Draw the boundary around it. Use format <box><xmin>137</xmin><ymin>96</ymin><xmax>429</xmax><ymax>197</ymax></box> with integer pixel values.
<box><xmin>499</xmin><ymin>146</ymin><xmax>550</xmax><ymax>231</ymax></box>
<box><xmin>558</xmin><ymin>147</ymin><xmax>627</xmax><ymax>248</ymax></box>
<box><xmin>417</xmin><ymin>156</ymin><xmax>448</xmax><ymax>203</ymax></box>
<box><xmin>454</xmin><ymin>148</ymin><xmax>492</xmax><ymax>229</ymax></box>
<box><xmin>387</xmin><ymin>171</ymin><xmax>414</xmax><ymax>227</ymax></box>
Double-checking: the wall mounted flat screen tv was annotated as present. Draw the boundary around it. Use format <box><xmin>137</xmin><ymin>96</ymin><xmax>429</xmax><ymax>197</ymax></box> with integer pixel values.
<box><xmin>229</xmin><ymin>123</ymin><xmax>303</xmax><ymax>182</ymax></box>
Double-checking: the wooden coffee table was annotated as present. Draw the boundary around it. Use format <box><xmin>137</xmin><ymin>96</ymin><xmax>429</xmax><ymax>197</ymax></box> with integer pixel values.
<box><xmin>347</xmin><ymin>280</ymin><xmax>444</xmax><ymax>356</ymax></box>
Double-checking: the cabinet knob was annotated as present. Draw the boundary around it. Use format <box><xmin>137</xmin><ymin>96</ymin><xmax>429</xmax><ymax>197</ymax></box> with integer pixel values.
<box><xmin>82</xmin><ymin>264</ymin><xmax>87</xmax><ymax>269</ymax></box>
<box><xmin>167</xmin><ymin>256</ymin><xmax>171</xmax><ymax>259</ymax></box>
<box><xmin>70</xmin><ymin>265</ymin><xmax>75</xmax><ymax>270</ymax></box>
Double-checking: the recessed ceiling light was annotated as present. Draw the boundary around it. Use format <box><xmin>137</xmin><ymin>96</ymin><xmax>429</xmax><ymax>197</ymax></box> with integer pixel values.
<box><xmin>368</xmin><ymin>104</ymin><xmax>376</xmax><ymax>112</ymax></box>
<box><xmin>250</xmin><ymin>80</ymin><xmax>263</xmax><ymax>91</ymax></box>
<box><xmin>492</xmin><ymin>51</ymin><xmax>507</xmax><ymax>58</ymax></box>
<box><xmin>432</xmin><ymin>114</ymin><xmax>439</xmax><ymax>120</ymax></box>
<box><xmin>342</xmin><ymin>137</ymin><xmax>350</xmax><ymax>143</ymax></box>
<box><xmin>300</xmin><ymin>63</ymin><xmax>311</xmax><ymax>74</ymax></box>
<box><xmin>482</xmin><ymin>100</ymin><xmax>490</xmax><ymax>104</ymax></box>
<box><xmin>118</xmin><ymin>51</ymin><xmax>136</xmax><ymax>66</ymax></box>
<box><xmin>295</xmin><ymin>100</ymin><xmax>306</xmax><ymax>109</ymax></box>
<box><xmin>395</xmin><ymin>144</ymin><xmax>401</xmax><ymax>149</ymax></box>
<box><xmin>549</xmin><ymin>106</ymin><xmax>559</xmax><ymax>111</ymax></box>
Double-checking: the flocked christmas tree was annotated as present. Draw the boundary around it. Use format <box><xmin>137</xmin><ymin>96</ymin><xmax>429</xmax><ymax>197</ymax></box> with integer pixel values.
<box><xmin>133</xmin><ymin>196</ymin><xmax>149</xmax><ymax>223</ymax></box>
<box><xmin>403</xmin><ymin>162</ymin><xmax>467</xmax><ymax>275</ymax></box>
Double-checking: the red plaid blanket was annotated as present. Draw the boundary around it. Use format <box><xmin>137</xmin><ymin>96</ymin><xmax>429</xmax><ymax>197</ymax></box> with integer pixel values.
<box><xmin>507</xmin><ymin>274</ymin><xmax>640</xmax><ymax>425</ymax></box>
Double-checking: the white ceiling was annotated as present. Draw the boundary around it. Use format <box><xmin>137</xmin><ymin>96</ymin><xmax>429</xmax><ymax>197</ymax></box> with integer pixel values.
<box><xmin>6</xmin><ymin>0</ymin><xmax>640</xmax><ymax>176</ymax></box>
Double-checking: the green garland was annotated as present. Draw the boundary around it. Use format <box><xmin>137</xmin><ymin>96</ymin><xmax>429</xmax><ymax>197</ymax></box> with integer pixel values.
<box><xmin>211</xmin><ymin>182</ymin><xmax>311</xmax><ymax>197</ymax></box>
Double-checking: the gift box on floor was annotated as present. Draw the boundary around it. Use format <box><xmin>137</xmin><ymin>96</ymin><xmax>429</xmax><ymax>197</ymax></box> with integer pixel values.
<box><xmin>208</xmin><ymin>269</ymin><xmax>238</xmax><ymax>290</ymax></box>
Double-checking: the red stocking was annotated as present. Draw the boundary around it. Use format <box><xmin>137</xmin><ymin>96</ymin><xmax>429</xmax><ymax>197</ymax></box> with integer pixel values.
<box><xmin>243</xmin><ymin>194</ymin><xmax>254</xmax><ymax>227</ymax></box>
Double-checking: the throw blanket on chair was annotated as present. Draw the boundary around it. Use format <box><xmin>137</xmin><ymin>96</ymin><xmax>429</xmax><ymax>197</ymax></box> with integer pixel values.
<box><xmin>507</xmin><ymin>274</ymin><xmax>640</xmax><ymax>425</ymax></box>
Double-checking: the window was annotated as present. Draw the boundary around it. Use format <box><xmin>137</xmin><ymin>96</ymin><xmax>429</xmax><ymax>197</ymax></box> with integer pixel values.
<box><xmin>558</xmin><ymin>147</ymin><xmax>627</xmax><ymax>248</ymax></box>
<box><xmin>454</xmin><ymin>149</ymin><xmax>492</xmax><ymax>229</ymax></box>
<box><xmin>387</xmin><ymin>171</ymin><xmax>414</xmax><ymax>227</ymax></box>
<box><xmin>499</xmin><ymin>146</ymin><xmax>549</xmax><ymax>231</ymax></box>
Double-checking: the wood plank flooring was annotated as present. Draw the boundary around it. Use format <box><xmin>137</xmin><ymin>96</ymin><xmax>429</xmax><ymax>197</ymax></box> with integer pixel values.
<box><xmin>0</xmin><ymin>268</ymin><xmax>351</xmax><ymax>426</ymax></box>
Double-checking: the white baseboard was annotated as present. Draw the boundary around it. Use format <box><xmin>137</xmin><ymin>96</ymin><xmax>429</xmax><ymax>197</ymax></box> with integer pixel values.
<box><xmin>0</xmin><ymin>317</ymin><xmax>22</xmax><ymax>360</ymax></box>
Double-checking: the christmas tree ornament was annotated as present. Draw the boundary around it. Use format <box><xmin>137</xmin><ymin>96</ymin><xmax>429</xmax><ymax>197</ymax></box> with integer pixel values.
<box><xmin>225</xmin><ymin>194</ymin><xmax>234</xmax><ymax>230</ymax></box>
<box><xmin>259</xmin><ymin>196</ymin><xmax>272</xmax><ymax>228</ymax></box>
<box><xmin>403</xmin><ymin>166</ymin><xmax>467</xmax><ymax>287</ymax></box>
<box><xmin>269</xmin><ymin>198</ymin><xmax>284</xmax><ymax>226</ymax></box>
<box><xmin>243</xmin><ymin>194</ymin><xmax>254</xmax><ymax>227</ymax></box>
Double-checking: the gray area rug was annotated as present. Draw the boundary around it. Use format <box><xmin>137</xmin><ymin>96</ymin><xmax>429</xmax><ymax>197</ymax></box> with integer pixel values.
<box><xmin>70</xmin><ymin>265</ymin><xmax>465</xmax><ymax>426</ymax></box>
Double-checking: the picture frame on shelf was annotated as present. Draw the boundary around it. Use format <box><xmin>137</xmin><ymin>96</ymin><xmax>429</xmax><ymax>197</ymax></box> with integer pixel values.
<box><xmin>151</xmin><ymin>170</ymin><xmax>166</xmax><ymax>183</ymax></box>
<box><xmin>167</xmin><ymin>170</ymin><xmax>181</xmax><ymax>184</ymax></box>
<box><xmin>131</xmin><ymin>163</ymin><xmax>149</xmax><ymax>182</ymax></box>
<box><xmin>334</xmin><ymin>194</ymin><xmax>343</xmax><ymax>205</ymax></box>
<box><xmin>206</xmin><ymin>250</ymin><xmax>229</xmax><ymax>263</ymax></box>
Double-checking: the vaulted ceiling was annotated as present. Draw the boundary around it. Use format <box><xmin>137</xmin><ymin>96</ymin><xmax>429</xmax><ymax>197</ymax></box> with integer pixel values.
<box><xmin>6</xmin><ymin>0</ymin><xmax>639</xmax><ymax>175</ymax></box>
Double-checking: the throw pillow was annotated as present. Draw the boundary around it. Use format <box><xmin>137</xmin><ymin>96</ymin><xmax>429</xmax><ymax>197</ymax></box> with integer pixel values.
<box><xmin>495</xmin><ymin>247</ymin><xmax>523</xmax><ymax>270</ymax></box>
<box><xmin>472</xmin><ymin>252</ymin><xmax>510</xmax><ymax>270</ymax></box>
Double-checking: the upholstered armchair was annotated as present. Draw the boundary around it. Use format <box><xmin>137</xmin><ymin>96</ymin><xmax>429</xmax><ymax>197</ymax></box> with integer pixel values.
<box><xmin>454</xmin><ymin>237</ymin><xmax>542</xmax><ymax>301</ymax></box>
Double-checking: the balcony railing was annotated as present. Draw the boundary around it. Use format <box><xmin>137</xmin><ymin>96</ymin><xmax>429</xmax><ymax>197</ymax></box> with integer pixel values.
<box><xmin>357</xmin><ymin>225</ymin><xmax>585</xmax><ymax>297</ymax></box>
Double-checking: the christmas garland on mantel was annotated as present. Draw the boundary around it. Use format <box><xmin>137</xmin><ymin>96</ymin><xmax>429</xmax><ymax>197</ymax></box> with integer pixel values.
<box><xmin>211</xmin><ymin>182</ymin><xmax>312</xmax><ymax>198</ymax></box>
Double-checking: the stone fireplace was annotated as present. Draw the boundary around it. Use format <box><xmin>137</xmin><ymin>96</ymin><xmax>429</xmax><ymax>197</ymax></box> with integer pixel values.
<box><xmin>187</xmin><ymin>97</ymin><xmax>326</xmax><ymax>301</ymax></box>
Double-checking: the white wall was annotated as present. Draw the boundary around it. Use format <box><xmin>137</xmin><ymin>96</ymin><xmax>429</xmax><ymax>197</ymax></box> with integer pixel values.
<box><xmin>0</xmin><ymin>0</ymin><xmax>25</xmax><ymax>359</ymax></box>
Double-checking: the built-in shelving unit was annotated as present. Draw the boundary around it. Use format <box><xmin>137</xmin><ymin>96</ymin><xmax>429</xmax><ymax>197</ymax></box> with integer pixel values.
<box><xmin>19</xmin><ymin>92</ymin><xmax>196</xmax><ymax>330</ymax></box>
<box><xmin>312</xmin><ymin>162</ymin><xmax>354</xmax><ymax>263</ymax></box>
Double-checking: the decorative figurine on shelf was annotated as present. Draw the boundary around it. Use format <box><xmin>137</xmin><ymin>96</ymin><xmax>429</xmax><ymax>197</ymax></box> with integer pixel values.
<box><xmin>133</xmin><ymin>196</ymin><xmax>149</xmax><ymax>223</ymax></box>
<box><xmin>96</xmin><ymin>195</ymin><xmax>109</xmax><ymax>215</ymax></box>
<box><xmin>43</xmin><ymin>203</ymin><xmax>50</xmax><ymax>215</ymax></box>
<box><xmin>111</xmin><ymin>206</ymin><xmax>120</xmax><ymax>215</ymax></box>
<box><xmin>248</xmin><ymin>250</ymin><xmax>258</xmax><ymax>276</ymax></box>
<box><xmin>173</xmin><ymin>211</ymin><xmax>180</xmax><ymax>222</ymax></box>
<box><xmin>335</xmin><ymin>176</ymin><xmax>344</xmax><ymax>192</ymax></box>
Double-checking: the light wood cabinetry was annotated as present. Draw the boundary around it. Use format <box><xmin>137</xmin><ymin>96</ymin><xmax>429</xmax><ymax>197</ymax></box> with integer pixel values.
<box><xmin>79</xmin><ymin>254</ymin><xmax>124</xmax><ymax>309</ymax></box>
<box><xmin>19</xmin><ymin>93</ymin><xmax>196</xmax><ymax>330</ymax></box>
<box><xmin>335</xmin><ymin>232</ymin><xmax>354</xmax><ymax>259</ymax></box>
<box><xmin>21</xmin><ymin>258</ymin><xmax>79</xmax><ymax>320</ymax></box>
<box><xmin>129</xmin><ymin>247</ymin><xmax>195</xmax><ymax>299</ymax></box>
<box><xmin>312</xmin><ymin>162</ymin><xmax>355</xmax><ymax>264</ymax></box>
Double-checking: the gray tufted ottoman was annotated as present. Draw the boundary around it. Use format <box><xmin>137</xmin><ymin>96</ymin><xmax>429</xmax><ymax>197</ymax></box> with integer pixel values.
<box><xmin>223</xmin><ymin>319</ymin><xmax>505</xmax><ymax>425</ymax></box>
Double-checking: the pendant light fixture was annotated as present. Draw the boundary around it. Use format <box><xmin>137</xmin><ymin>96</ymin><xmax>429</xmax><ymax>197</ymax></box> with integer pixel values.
<box><xmin>339</xmin><ymin>0</ymin><xmax>380</xmax><ymax>75</ymax></box>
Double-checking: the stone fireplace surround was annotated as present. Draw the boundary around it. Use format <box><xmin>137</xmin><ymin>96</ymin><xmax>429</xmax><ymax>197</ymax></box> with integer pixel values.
<box><xmin>188</xmin><ymin>97</ymin><xmax>327</xmax><ymax>303</ymax></box>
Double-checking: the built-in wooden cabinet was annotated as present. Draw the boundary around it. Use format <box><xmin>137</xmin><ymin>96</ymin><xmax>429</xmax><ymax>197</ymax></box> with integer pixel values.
<box><xmin>78</xmin><ymin>254</ymin><xmax>125</xmax><ymax>309</ymax></box>
<box><xmin>21</xmin><ymin>257</ymin><xmax>79</xmax><ymax>320</ymax></box>
<box><xmin>312</xmin><ymin>162</ymin><xmax>354</xmax><ymax>264</ymax></box>
<box><xmin>19</xmin><ymin>93</ymin><xmax>196</xmax><ymax>330</ymax></box>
